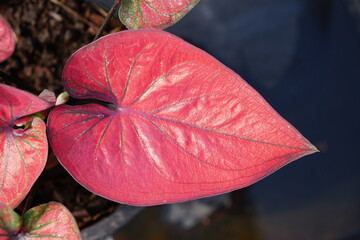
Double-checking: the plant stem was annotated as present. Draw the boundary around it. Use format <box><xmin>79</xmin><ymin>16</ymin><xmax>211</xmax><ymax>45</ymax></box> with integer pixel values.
<box><xmin>94</xmin><ymin>0</ymin><xmax>122</xmax><ymax>41</ymax></box>
<box><xmin>21</xmin><ymin>186</ymin><xmax>35</xmax><ymax>217</ymax></box>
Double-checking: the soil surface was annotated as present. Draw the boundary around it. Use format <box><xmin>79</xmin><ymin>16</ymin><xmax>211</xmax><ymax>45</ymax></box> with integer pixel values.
<box><xmin>0</xmin><ymin>0</ymin><xmax>122</xmax><ymax>229</ymax></box>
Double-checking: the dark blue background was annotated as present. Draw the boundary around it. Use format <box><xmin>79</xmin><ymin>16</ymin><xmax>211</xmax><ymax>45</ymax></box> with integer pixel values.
<box><xmin>92</xmin><ymin>0</ymin><xmax>360</xmax><ymax>239</ymax></box>
<box><xmin>168</xmin><ymin>0</ymin><xmax>359</xmax><ymax>239</ymax></box>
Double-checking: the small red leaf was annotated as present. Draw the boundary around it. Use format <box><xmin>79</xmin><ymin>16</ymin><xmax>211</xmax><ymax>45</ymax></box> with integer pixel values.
<box><xmin>0</xmin><ymin>15</ymin><xmax>15</xmax><ymax>62</ymax></box>
<box><xmin>48</xmin><ymin>29</ymin><xmax>317</xmax><ymax>206</ymax></box>
<box><xmin>22</xmin><ymin>202</ymin><xmax>81</xmax><ymax>239</ymax></box>
<box><xmin>0</xmin><ymin>84</ymin><xmax>53</xmax><ymax>208</ymax></box>
<box><xmin>0</xmin><ymin>201</ymin><xmax>81</xmax><ymax>239</ymax></box>
<box><xmin>119</xmin><ymin>0</ymin><xmax>200</xmax><ymax>29</ymax></box>
<box><xmin>0</xmin><ymin>202</ymin><xmax>21</xmax><ymax>237</ymax></box>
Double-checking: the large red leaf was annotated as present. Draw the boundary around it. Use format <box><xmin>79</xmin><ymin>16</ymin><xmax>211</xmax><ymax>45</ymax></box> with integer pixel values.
<box><xmin>0</xmin><ymin>15</ymin><xmax>15</xmax><ymax>62</ymax></box>
<box><xmin>0</xmin><ymin>84</ymin><xmax>53</xmax><ymax>208</ymax></box>
<box><xmin>119</xmin><ymin>0</ymin><xmax>200</xmax><ymax>29</ymax></box>
<box><xmin>48</xmin><ymin>29</ymin><xmax>317</xmax><ymax>206</ymax></box>
<box><xmin>0</xmin><ymin>201</ymin><xmax>81</xmax><ymax>239</ymax></box>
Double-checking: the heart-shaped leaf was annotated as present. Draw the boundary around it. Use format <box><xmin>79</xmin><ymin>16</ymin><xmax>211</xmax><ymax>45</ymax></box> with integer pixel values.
<box><xmin>48</xmin><ymin>29</ymin><xmax>317</xmax><ymax>206</ymax></box>
<box><xmin>119</xmin><ymin>0</ymin><xmax>200</xmax><ymax>29</ymax></box>
<box><xmin>0</xmin><ymin>15</ymin><xmax>15</xmax><ymax>62</ymax></box>
<box><xmin>0</xmin><ymin>84</ymin><xmax>54</xmax><ymax>208</ymax></box>
<box><xmin>0</xmin><ymin>201</ymin><xmax>81</xmax><ymax>239</ymax></box>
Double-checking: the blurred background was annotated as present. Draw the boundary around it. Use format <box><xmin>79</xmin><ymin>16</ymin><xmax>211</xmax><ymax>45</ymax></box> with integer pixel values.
<box><xmin>1</xmin><ymin>0</ymin><xmax>360</xmax><ymax>239</ymax></box>
<box><xmin>113</xmin><ymin>0</ymin><xmax>360</xmax><ymax>239</ymax></box>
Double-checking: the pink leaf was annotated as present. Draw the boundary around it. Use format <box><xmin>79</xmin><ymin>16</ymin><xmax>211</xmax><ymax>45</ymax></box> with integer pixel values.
<box><xmin>0</xmin><ymin>201</ymin><xmax>81</xmax><ymax>239</ymax></box>
<box><xmin>119</xmin><ymin>0</ymin><xmax>200</xmax><ymax>29</ymax></box>
<box><xmin>0</xmin><ymin>84</ymin><xmax>53</xmax><ymax>208</ymax></box>
<box><xmin>48</xmin><ymin>29</ymin><xmax>317</xmax><ymax>206</ymax></box>
<box><xmin>38</xmin><ymin>89</ymin><xmax>56</xmax><ymax>104</ymax></box>
<box><xmin>22</xmin><ymin>202</ymin><xmax>81</xmax><ymax>239</ymax></box>
<box><xmin>0</xmin><ymin>15</ymin><xmax>15</xmax><ymax>62</ymax></box>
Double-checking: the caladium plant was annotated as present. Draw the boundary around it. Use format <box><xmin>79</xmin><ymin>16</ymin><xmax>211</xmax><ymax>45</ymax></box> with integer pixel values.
<box><xmin>0</xmin><ymin>15</ymin><xmax>15</xmax><ymax>62</ymax></box>
<box><xmin>47</xmin><ymin>29</ymin><xmax>317</xmax><ymax>206</ymax></box>
<box><xmin>119</xmin><ymin>0</ymin><xmax>200</xmax><ymax>29</ymax></box>
<box><xmin>0</xmin><ymin>201</ymin><xmax>81</xmax><ymax>239</ymax></box>
<box><xmin>0</xmin><ymin>0</ymin><xmax>318</xmax><ymax>234</ymax></box>
<box><xmin>0</xmin><ymin>84</ymin><xmax>54</xmax><ymax>208</ymax></box>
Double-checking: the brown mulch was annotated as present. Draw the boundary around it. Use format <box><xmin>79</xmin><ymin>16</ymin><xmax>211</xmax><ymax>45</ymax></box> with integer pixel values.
<box><xmin>0</xmin><ymin>0</ymin><xmax>121</xmax><ymax>94</ymax></box>
<box><xmin>0</xmin><ymin>0</ymin><xmax>122</xmax><ymax>229</ymax></box>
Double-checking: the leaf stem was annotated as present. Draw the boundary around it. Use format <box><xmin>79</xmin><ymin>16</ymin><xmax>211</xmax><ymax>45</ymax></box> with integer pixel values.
<box><xmin>20</xmin><ymin>185</ymin><xmax>36</xmax><ymax>217</ymax></box>
<box><xmin>94</xmin><ymin>0</ymin><xmax>122</xmax><ymax>41</ymax></box>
